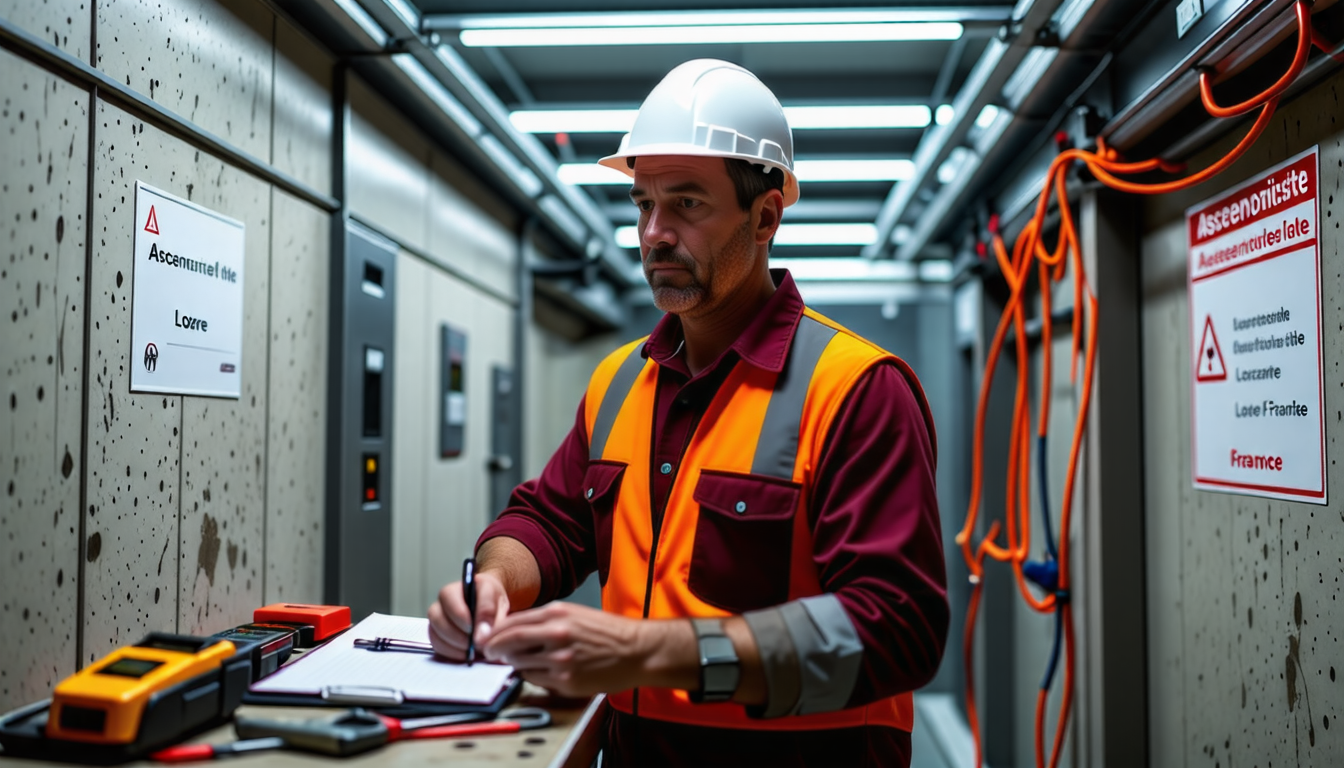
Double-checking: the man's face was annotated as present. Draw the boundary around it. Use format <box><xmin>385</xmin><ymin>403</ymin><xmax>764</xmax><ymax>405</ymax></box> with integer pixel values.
<box><xmin>629</xmin><ymin>156</ymin><xmax>758</xmax><ymax>318</ymax></box>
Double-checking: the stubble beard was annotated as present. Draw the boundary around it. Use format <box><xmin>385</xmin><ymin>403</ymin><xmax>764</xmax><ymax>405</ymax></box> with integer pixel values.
<box><xmin>645</xmin><ymin>219</ymin><xmax>754</xmax><ymax>317</ymax></box>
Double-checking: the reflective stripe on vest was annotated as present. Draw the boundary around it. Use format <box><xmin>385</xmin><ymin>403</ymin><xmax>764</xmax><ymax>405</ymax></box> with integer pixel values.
<box><xmin>582</xmin><ymin>310</ymin><xmax>923</xmax><ymax>732</ymax></box>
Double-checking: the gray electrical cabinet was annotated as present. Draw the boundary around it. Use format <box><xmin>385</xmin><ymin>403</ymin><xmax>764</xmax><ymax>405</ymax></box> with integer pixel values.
<box><xmin>325</xmin><ymin>221</ymin><xmax>397</xmax><ymax>620</ymax></box>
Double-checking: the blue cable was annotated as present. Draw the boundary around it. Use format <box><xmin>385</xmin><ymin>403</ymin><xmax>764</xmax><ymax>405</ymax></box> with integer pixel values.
<box><xmin>1036</xmin><ymin>435</ymin><xmax>1058</xmax><ymax>560</ymax></box>
<box><xmin>1039</xmin><ymin>597</ymin><xmax>1065</xmax><ymax>690</ymax></box>
<box><xmin>1034</xmin><ymin>434</ymin><xmax>1063</xmax><ymax>691</ymax></box>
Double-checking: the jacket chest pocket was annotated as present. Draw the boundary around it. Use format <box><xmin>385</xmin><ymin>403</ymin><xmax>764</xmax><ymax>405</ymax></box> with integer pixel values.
<box><xmin>583</xmin><ymin>461</ymin><xmax>627</xmax><ymax>587</ymax></box>
<box><xmin>688</xmin><ymin>469</ymin><xmax>802</xmax><ymax>614</ymax></box>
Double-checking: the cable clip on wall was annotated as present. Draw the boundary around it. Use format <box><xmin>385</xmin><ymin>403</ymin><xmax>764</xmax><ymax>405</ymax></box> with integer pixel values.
<box><xmin>956</xmin><ymin>3</ymin><xmax>1339</xmax><ymax>766</ymax></box>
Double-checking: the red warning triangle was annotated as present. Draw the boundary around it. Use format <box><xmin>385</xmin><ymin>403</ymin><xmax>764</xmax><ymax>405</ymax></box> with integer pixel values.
<box><xmin>144</xmin><ymin>205</ymin><xmax>160</xmax><ymax>235</ymax></box>
<box><xmin>1196</xmin><ymin>315</ymin><xmax>1227</xmax><ymax>382</ymax></box>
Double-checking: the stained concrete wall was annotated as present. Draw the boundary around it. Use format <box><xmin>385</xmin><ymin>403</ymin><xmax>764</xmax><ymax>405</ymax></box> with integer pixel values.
<box><xmin>1140</xmin><ymin>71</ymin><xmax>1344</xmax><ymax>764</ymax></box>
<box><xmin>0</xmin><ymin>45</ymin><xmax>88</xmax><ymax>710</ymax></box>
<box><xmin>1</xmin><ymin>1</ymin><xmax>332</xmax><ymax>710</ymax></box>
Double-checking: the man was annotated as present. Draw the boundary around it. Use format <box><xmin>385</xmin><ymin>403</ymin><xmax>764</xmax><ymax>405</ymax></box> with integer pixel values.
<box><xmin>428</xmin><ymin>59</ymin><xmax>947</xmax><ymax>767</ymax></box>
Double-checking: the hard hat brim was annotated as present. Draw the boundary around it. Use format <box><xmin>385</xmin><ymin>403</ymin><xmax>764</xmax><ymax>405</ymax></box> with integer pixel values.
<box><xmin>598</xmin><ymin>145</ymin><xmax>800</xmax><ymax>207</ymax></box>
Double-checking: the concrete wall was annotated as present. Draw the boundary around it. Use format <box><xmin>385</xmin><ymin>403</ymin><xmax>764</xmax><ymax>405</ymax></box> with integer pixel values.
<box><xmin>0</xmin><ymin>0</ymin><xmax>333</xmax><ymax>710</ymax></box>
<box><xmin>1140</xmin><ymin>71</ymin><xmax>1344</xmax><ymax>764</ymax></box>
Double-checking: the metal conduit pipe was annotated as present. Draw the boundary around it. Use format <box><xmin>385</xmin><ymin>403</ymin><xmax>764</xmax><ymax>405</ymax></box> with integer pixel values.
<box><xmin>349</xmin><ymin>0</ymin><xmax>633</xmax><ymax>289</ymax></box>
<box><xmin>864</xmin><ymin>0</ymin><xmax>1072</xmax><ymax>261</ymax></box>
<box><xmin>957</xmin><ymin>0</ymin><xmax>1339</xmax><ymax>242</ymax></box>
<box><xmin>894</xmin><ymin>0</ymin><xmax>1176</xmax><ymax>261</ymax></box>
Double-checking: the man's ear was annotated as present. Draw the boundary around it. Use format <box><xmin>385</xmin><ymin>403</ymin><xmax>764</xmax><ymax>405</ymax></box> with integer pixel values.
<box><xmin>752</xmin><ymin>189</ymin><xmax>785</xmax><ymax>247</ymax></box>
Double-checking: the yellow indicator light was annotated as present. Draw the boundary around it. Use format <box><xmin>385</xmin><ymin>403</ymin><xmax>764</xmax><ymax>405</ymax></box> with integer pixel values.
<box><xmin>366</xmin><ymin>458</ymin><xmax>377</xmax><ymax>473</ymax></box>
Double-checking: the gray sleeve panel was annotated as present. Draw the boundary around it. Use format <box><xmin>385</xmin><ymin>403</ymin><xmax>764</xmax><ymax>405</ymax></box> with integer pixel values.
<box><xmin>743</xmin><ymin>607</ymin><xmax>802</xmax><ymax>719</ymax></box>
<box><xmin>780</xmin><ymin>594</ymin><xmax>865</xmax><ymax>715</ymax></box>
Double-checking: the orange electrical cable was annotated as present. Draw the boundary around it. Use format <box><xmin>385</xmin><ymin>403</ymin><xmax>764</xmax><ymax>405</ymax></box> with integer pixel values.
<box><xmin>1198</xmin><ymin>1</ymin><xmax>1312</xmax><ymax>118</ymax></box>
<box><xmin>957</xmin><ymin>5</ymin><xmax>1318</xmax><ymax>767</ymax></box>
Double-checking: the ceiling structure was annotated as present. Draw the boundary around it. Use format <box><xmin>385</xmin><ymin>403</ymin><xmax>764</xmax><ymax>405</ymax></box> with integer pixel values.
<box><xmin>281</xmin><ymin>0</ymin><xmax>1339</xmax><ymax>310</ymax></box>
<box><xmin>405</xmin><ymin>1</ymin><xmax>1016</xmax><ymax>266</ymax></box>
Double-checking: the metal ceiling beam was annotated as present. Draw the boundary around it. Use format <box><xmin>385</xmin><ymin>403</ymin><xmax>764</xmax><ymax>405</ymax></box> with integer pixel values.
<box><xmin>864</xmin><ymin>0</ymin><xmax>1070</xmax><ymax>260</ymax></box>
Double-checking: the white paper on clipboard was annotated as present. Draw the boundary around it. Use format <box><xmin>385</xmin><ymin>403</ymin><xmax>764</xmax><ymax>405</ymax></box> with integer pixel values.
<box><xmin>250</xmin><ymin>613</ymin><xmax>515</xmax><ymax>705</ymax></box>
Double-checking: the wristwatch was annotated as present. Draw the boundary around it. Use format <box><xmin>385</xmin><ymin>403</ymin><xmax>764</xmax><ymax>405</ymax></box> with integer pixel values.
<box><xmin>690</xmin><ymin>618</ymin><xmax>740</xmax><ymax>703</ymax></box>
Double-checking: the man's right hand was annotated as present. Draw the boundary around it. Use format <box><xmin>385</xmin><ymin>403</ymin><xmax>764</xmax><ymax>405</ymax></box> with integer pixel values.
<box><xmin>427</xmin><ymin>571</ymin><xmax>511</xmax><ymax>661</ymax></box>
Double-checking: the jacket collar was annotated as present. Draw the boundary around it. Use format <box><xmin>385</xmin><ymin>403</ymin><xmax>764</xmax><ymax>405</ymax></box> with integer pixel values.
<box><xmin>644</xmin><ymin>268</ymin><xmax>804</xmax><ymax>376</ymax></box>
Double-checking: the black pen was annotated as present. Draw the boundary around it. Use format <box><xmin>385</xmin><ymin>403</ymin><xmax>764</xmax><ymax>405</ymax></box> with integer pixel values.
<box><xmin>463</xmin><ymin>557</ymin><xmax>477</xmax><ymax>666</ymax></box>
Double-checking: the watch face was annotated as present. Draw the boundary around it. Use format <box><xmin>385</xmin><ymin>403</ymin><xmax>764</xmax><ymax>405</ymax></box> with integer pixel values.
<box><xmin>698</xmin><ymin>632</ymin><xmax>740</xmax><ymax>699</ymax></box>
<box><xmin>703</xmin><ymin>659</ymin><xmax>741</xmax><ymax>696</ymax></box>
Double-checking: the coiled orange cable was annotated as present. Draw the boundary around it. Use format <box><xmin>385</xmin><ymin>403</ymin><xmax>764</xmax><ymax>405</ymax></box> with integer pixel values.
<box><xmin>957</xmin><ymin>5</ymin><xmax>1328</xmax><ymax>767</ymax></box>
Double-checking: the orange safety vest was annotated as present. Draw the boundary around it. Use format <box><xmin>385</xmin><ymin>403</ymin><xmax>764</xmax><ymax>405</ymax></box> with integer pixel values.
<box><xmin>582</xmin><ymin>308</ymin><xmax>935</xmax><ymax>732</ymax></box>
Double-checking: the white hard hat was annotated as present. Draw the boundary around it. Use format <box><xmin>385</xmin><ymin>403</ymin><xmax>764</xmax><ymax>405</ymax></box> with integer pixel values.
<box><xmin>599</xmin><ymin>59</ymin><xmax>799</xmax><ymax>207</ymax></box>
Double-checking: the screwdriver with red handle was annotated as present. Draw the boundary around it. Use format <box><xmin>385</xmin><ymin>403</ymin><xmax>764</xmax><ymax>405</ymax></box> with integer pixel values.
<box><xmin>150</xmin><ymin>707</ymin><xmax>551</xmax><ymax>761</ymax></box>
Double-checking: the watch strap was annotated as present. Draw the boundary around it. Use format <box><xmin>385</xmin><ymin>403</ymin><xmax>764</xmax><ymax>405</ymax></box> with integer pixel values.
<box><xmin>690</xmin><ymin>618</ymin><xmax>740</xmax><ymax>704</ymax></box>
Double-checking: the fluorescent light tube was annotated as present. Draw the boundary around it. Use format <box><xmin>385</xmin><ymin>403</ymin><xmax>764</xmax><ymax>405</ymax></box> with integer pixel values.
<box><xmin>935</xmin><ymin>104</ymin><xmax>955</xmax><ymax>125</ymax></box>
<box><xmin>615</xmin><ymin>223</ymin><xmax>878</xmax><ymax>249</ymax></box>
<box><xmin>768</xmin><ymin>258</ymin><xmax>918</xmax><ymax>280</ymax></box>
<box><xmin>793</xmin><ymin>159</ymin><xmax>915</xmax><ymax>182</ymax></box>
<box><xmin>449</xmin><ymin>10</ymin><xmax>992</xmax><ymax>29</ymax></box>
<box><xmin>974</xmin><ymin>104</ymin><xmax>1001</xmax><ymax>129</ymax></box>
<box><xmin>558</xmin><ymin>164</ymin><xmax>632</xmax><ymax>186</ymax></box>
<box><xmin>1002</xmin><ymin>47</ymin><xmax>1059</xmax><ymax>110</ymax></box>
<box><xmin>512</xmin><ymin>105</ymin><xmax>931</xmax><ymax>134</ymax></box>
<box><xmin>919</xmin><ymin>260</ymin><xmax>955</xmax><ymax>282</ymax></box>
<box><xmin>615</xmin><ymin>227</ymin><xmax>640</xmax><ymax>249</ymax></box>
<box><xmin>774</xmin><ymin>223</ymin><xmax>879</xmax><ymax>246</ymax></box>
<box><xmin>462</xmin><ymin>23</ymin><xmax>964</xmax><ymax>48</ymax></box>
<box><xmin>560</xmin><ymin>160</ymin><xmax>915</xmax><ymax>185</ymax></box>
<box><xmin>785</xmin><ymin>105</ymin><xmax>929</xmax><ymax>129</ymax></box>
<box><xmin>511</xmin><ymin>109</ymin><xmax>637</xmax><ymax>134</ymax></box>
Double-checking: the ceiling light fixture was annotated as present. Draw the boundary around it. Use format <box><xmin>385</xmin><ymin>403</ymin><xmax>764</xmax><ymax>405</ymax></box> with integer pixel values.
<box><xmin>511</xmin><ymin>105</ymin><xmax>932</xmax><ymax>134</ymax></box>
<box><xmin>794</xmin><ymin>159</ymin><xmax>916</xmax><ymax>182</ymax></box>
<box><xmin>461</xmin><ymin>22</ymin><xmax>963</xmax><ymax>48</ymax></box>
<box><xmin>974</xmin><ymin>104</ymin><xmax>1002</xmax><ymax>129</ymax></box>
<box><xmin>559</xmin><ymin>159</ymin><xmax>915</xmax><ymax>186</ymax></box>
<box><xmin>439</xmin><ymin>9</ymin><xmax>997</xmax><ymax>30</ymax></box>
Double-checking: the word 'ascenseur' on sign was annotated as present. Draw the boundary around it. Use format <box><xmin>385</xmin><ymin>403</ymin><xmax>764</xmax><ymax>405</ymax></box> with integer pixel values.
<box><xmin>1186</xmin><ymin>146</ymin><xmax>1326</xmax><ymax>505</ymax></box>
<box><xmin>130</xmin><ymin>181</ymin><xmax>245</xmax><ymax>399</ymax></box>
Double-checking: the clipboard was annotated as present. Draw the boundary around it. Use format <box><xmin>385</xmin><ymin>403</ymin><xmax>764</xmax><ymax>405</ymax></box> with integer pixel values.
<box><xmin>241</xmin><ymin>676</ymin><xmax>522</xmax><ymax>718</ymax></box>
<box><xmin>242</xmin><ymin>613</ymin><xmax>521</xmax><ymax>717</ymax></box>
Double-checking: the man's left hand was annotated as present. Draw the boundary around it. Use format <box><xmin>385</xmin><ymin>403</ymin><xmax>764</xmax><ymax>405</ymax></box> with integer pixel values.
<box><xmin>480</xmin><ymin>602</ymin><xmax>695</xmax><ymax>698</ymax></box>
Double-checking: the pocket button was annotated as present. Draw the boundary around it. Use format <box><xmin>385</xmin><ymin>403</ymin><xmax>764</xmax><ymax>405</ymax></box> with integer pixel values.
<box><xmin>734</xmin><ymin>501</ymin><xmax>747</xmax><ymax>514</ymax></box>
<box><xmin>586</xmin><ymin>488</ymin><xmax>594</xmax><ymax>499</ymax></box>
<box><xmin>660</xmin><ymin>462</ymin><xmax>673</xmax><ymax>475</ymax></box>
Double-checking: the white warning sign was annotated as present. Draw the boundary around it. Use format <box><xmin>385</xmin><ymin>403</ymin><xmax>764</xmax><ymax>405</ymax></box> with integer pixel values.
<box><xmin>130</xmin><ymin>181</ymin><xmax>245</xmax><ymax>398</ymax></box>
<box><xmin>1187</xmin><ymin>146</ymin><xmax>1325</xmax><ymax>504</ymax></box>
